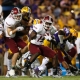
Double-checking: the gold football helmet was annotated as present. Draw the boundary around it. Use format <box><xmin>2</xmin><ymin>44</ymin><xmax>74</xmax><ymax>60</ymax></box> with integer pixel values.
<box><xmin>33</xmin><ymin>19</ymin><xmax>42</xmax><ymax>26</ymax></box>
<box><xmin>70</xmin><ymin>28</ymin><xmax>78</xmax><ymax>37</ymax></box>
<box><xmin>21</xmin><ymin>6</ymin><xmax>31</xmax><ymax>21</ymax></box>
<box><xmin>21</xmin><ymin>6</ymin><xmax>31</xmax><ymax>13</ymax></box>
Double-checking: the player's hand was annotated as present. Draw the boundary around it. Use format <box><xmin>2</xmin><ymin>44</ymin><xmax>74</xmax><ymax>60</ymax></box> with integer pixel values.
<box><xmin>44</xmin><ymin>33</ymin><xmax>52</xmax><ymax>41</ymax></box>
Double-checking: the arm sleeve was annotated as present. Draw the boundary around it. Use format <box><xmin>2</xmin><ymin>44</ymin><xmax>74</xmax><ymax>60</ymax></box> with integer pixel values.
<box><xmin>5</xmin><ymin>18</ymin><xmax>15</xmax><ymax>28</ymax></box>
<box><xmin>32</xmin><ymin>24</ymin><xmax>43</xmax><ymax>33</ymax></box>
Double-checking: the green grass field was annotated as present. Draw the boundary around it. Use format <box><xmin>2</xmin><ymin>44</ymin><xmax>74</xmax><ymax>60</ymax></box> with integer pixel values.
<box><xmin>0</xmin><ymin>76</ymin><xmax>80</xmax><ymax>80</ymax></box>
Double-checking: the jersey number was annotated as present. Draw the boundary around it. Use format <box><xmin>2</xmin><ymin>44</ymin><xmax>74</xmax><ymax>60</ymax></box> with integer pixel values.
<box><xmin>37</xmin><ymin>35</ymin><xmax>44</xmax><ymax>42</ymax></box>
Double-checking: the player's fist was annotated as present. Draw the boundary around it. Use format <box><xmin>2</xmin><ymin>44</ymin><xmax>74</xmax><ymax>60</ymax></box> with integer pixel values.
<box><xmin>16</xmin><ymin>26</ymin><xmax>24</xmax><ymax>31</ymax></box>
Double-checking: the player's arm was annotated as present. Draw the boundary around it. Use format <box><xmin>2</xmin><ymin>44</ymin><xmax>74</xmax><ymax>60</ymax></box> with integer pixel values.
<box><xmin>29</xmin><ymin>30</ymin><xmax>37</xmax><ymax>41</ymax></box>
<box><xmin>63</xmin><ymin>33</ymin><xmax>72</xmax><ymax>42</ymax></box>
<box><xmin>7</xmin><ymin>27</ymin><xmax>17</xmax><ymax>36</ymax></box>
<box><xmin>7</xmin><ymin>25</ymin><xmax>24</xmax><ymax>36</ymax></box>
<box><xmin>28</xmin><ymin>17</ymin><xmax>33</xmax><ymax>26</ymax></box>
<box><xmin>58</xmin><ymin>30</ymin><xmax>65</xmax><ymax>44</ymax></box>
<box><xmin>29</xmin><ymin>24</ymin><xmax>43</xmax><ymax>41</ymax></box>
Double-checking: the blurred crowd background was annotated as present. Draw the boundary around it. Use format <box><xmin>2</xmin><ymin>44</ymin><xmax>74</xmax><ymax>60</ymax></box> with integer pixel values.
<box><xmin>0</xmin><ymin>0</ymin><xmax>80</xmax><ymax>31</ymax></box>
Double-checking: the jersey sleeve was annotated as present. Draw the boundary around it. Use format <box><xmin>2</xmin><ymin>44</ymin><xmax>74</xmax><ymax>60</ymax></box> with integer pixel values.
<box><xmin>5</xmin><ymin>18</ymin><xmax>15</xmax><ymax>28</ymax></box>
<box><xmin>32</xmin><ymin>24</ymin><xmax>43</xmax><ymax>33</ymax></box>
<box><xmin>50</xmin><ymin>26</ymin><xmax>57</xmax><ymax>34</ymax></box>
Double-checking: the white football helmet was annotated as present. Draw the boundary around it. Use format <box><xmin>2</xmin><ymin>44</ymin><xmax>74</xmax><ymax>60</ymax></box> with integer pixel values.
<box><xmin>10</xmin><ymin>7</ymin><xmax>22</xmax><ymax>22</ymax></box>
<box><xmin>0</xmin><ymin>5</ymin><xmax>3</xmax><ymax>22</ymax></box>
<box><xmin>43</xmin><ymin>15</ymin><xmax>53</xmax><ymax>31</ymax></box>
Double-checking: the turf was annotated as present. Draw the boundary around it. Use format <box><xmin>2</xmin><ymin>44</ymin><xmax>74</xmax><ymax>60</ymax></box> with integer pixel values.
<box><xmin>0</xmin><ymin>76</ymin><xmax>80</xmax><ymax>80</ymax></box>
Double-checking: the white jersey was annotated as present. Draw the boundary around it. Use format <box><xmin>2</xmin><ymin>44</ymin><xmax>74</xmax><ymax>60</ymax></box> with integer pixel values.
<box><xmin>75</xmin><ymin>38</ymin><xmax>80</xmax><ymax>54</ymax></box>
<box><xmin>31</xmin><ymin>24</ymin><xmax>46</xmax><ymax>45</ymax></box>
<box><xmin>4</xmin><ymin>14</ymin><xmax>18</xmax><ymax>38</ymax></box>
<box><xmin>50</xmin><ymin>25</ymin><xmax>57</xmax><ymax>35</ymax></box>
<box><xmin>65</xmin><ymin>40</ymin><xmax>74</xmax><ymax>51</ymax></box>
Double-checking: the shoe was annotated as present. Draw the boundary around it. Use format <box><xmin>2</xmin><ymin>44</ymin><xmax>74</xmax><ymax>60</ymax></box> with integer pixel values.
<box><xmin>29</xmin><ymin>68</ymin><xmax>35</xmax><ymax>77</ymax></box>
<box><xmin>58</xmin><ymin>68</ymin><xmax>62</xmax><ymax>76</ymax></box>
<box><xmin>78</xmin><ymin>69</ymin><xmax>80</xmax><ymax>74</ymax></box>
<box><xmin>21</xmin><ymin>67</ymin><xmax>28</xmax><ymax>76</ymax></box>
<box><xmin>5</xmin><ymin>71</ymin><xmax>10</xmax><ymax>77</ymax></box>
<box><xmin>52</xmin><ymin>74</ymin><xmax>63</xmax><ymax>78</ymax></box>
<box><xmin>73</xmin><ymin>71</ymin><xmax>79</xmax><ymax>76</ymax></box>
<box><xmin>8</xmin><ymin>69</ymin><xmax>16</xmax><ymax>77</ymax></box>
<box><xmin>21</xmin><ymin>71</ymin><xmax>26</xmax><ymax>76</ymax></box>
<box><xmin>34</xmin><ymin>67</ymin><xmax>42</xmax><ymax>78</ymax></box>
<box><xmin>66</xmin><ymin>72</ymin><xmax>74</xmax><ymax>76</ymax></box>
